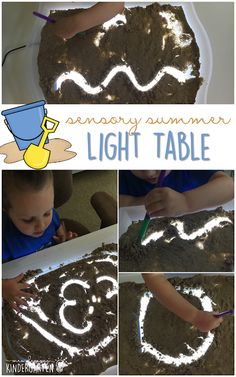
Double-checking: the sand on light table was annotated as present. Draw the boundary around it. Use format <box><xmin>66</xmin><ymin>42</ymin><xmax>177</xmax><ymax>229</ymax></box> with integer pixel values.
<box><xmin>119</xmin><ymin>207</ymin><xmax>234</xmax><ymax>272</ymax></box>
<box><xmin>3</xmin><ymin>244</ymin><xmax>117</xmax><ymax>375</ymax></box>
<box><xmin>38</xmin><ymin>3</ymin><xmax>202</xmax><ymax>104</ymax></box>
<box><xmin>119</xmin><ymin>275</ymin><xmax>234</xmax><ymax>375</ymax></box>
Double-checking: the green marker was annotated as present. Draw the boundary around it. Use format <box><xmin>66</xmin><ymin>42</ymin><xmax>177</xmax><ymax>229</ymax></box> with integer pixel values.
<box><xmin>138</xmin><ymin>213</ymin><xmax>150</xmax><ymax>243</ymax></box>
<box><xmin>138</xmin><ymin>170</ymin><xmax>166</xmax><ymax>244</ymax></box>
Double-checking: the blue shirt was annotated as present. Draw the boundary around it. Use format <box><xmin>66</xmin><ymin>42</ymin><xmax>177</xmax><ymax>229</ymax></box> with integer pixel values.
<box><xmin>119</xmin><ymin>170</ymin><xmax>218</xmax><ymax>197</ymax></box>
<box><xmin>2</xmin><ymin>208</ymin><xmax>60</xmax><ymax>263</ymax></box>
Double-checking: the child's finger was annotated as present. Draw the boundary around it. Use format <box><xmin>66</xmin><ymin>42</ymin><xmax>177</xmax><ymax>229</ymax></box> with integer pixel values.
<box><xmin>16</xmin><ymin>297</ymin><xmax>28</xmax><ymax>308</ymax></box>
<box><xmin>19</xmin><ymin>290</ymin><xmax>35</xmax><ymax>299</ymax></box>
<box><xmin>66</xmin><ymin>231</ymin><xmax>73</xmax><ymax>240</ymax></box>
<box><xmin>150</xmin><ymin>208</ymin><xmax>168</xmax><ymax>217</ymax></box>
<box><xmin>53</xmin><ymin>235</ymin><xmax>63</xmax><ymax>243</ymax></box>
<box><xmin>19</xmin><ymin>282</ymin><xmax>32</xmax><ymax>290</ymax></box>
<box><xmin>10</xmin><ymin>301</ymin><xmax>20</xmax><ymax>312</ymax></box>
<box><xmin>147</xmin><ymin>201</ymin><xmax>165</xmax><ymax>217</ymax></box>
<box><xmin>213</xmin><ymin>313</ymin><xmax>224</xmax><ymax>323</ymax></box>
<box><xmin>15</xmin><ymin>273</ymin><xmax>25</xmax><ymax>282</ymax></box>
<box><xmin>61</xmin><ymin>220</ymin><xmax>66</xmax><ymax>232</ymax></box>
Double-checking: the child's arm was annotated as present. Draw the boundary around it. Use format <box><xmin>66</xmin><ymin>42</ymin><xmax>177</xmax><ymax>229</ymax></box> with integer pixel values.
<box><xmin>119</xmin><ymin>194</ymin><xmax>146</xmax><ymax>207</ymax></box>
<box><xmin>145</xmin><ymin>171</ymin><xmax>234</xmax><ymax>217</ymax></box>
<box><xmin>142</xmin><ymin>273</ymin><xmax>223</xmax><ymax>332</ymax></box>
<box><xmin>53</xmin><ymin>221</ymin><xmax>78</xmax><ymax>243</ymax></box>
<box><xmin>53</xmin><ymin>2</ymin><xmax>125</xmax><ymax>39</ymax></box>
<box><xmin>2</xmin><ymin>273</ymin><xmax>35</xmax><ymax>311</ymax></box>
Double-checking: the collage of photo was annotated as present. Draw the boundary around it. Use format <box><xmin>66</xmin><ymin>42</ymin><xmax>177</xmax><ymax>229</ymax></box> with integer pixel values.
<box><xmin>1</xmin><ymin>1</ymin><xmax>235</xmax><ymax>376</ymax></box>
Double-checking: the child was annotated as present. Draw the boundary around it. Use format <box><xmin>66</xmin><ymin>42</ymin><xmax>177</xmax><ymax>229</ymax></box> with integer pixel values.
<box><xmin>52</xmin><ymin>2</ymin><xmax>125</xmax><ymax>40</ymax></box>
<box><xmin>119</xmin><ymin>170</ymin><xmax>234</xmax><ymax>217</ymax></box>
<box><xmin>2</xmin><ymin>170</ymin><xmax>77</xmax><ymax>310</ymax></box>
<box><xmin>143</xmin><ymin>273</ymin><xmax>223</xmax><ymax>332</ymax></box>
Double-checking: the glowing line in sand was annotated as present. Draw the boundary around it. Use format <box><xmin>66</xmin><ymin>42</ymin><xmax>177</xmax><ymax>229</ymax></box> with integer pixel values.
<box><xmin>142</xmin><ymin>231</ymin><xmax>164</xmax><ymax>246</ymax></box>
<box><xmin>59</xmin><ymin>279</ymin><xmax>92</xmax><ymax>334</ymax></box>
<box><xmin>103</xmin><ymin>14</ymin><xmax>127</xmax><ymax>31</ymax></box>
<box><xmin>96</xmin><ymin>276</ymin><xmax>118</xmax><ymax>299</ymax></box>
<box><xmin>139</xmin><ymin>286</ymin><xmax>215</xmax><ymax>366</ymax></box>
<box><xmin>94</xmin><ymin>14</ymin><xmax>127</xmax><ymax>46</ymax></box>
<box><xmin>171</xmin><ymin>216</ymin><xmax>232</xmax><ymax>240</ymax></box>
<box><xmin>27</xmin><ymin>298</ymin><xmax>56</xmax><ymax>324</ymax></box>
<box><xmin>87</xmin><ymin>255</ymin><xmax>117</xmax><ymax>267</ymax></box>
<box><xmin>19</xmin><ymin>311</ymin><xmax>117</xmax><ymax>357</ymax></box>
<box><xmin>159</xmin><ymin>10</ymin><xmax>193</xmax><ymax>49</ymax></box>
<box><xmin>142</xmin><ymin>216</ymin><xmax>232</xmax><ymax>245</ymax></box>
<box><xmin>54</xmin><ymin>64</ymin><xmax>195</xmax><ymax>93</ymax></box>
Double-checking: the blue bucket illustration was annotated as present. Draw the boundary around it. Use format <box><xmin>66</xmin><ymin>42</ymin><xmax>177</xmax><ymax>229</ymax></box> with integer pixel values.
<box><xmin>1</xmin><ymin>100</ymin><xmax>49</xmax><ymax>151</ymax></box>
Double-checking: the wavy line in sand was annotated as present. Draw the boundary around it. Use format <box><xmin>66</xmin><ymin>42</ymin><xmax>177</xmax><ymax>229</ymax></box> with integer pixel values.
<box><xmin>142</xmin><ymin>216</ymin><xmax>232</xmax><ymax>246</ymax></box>
<box><xmin>54</xmin><ymin>64</ymin><xmax>195</xmax><ymax>94</ymax></box>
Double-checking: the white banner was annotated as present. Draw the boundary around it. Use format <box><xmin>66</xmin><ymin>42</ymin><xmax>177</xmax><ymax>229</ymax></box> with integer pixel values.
<box><xmin>0</xmin><ymin>103</ymin><xmax>235</xmax><ymax>170</ymax></box>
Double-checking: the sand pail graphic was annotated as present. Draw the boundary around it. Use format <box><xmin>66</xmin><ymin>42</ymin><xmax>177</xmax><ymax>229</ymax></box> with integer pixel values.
<box><xmin>1</xmin><ymin>100</ymin><xmax>48</xmax><ymax>151</ymax></box>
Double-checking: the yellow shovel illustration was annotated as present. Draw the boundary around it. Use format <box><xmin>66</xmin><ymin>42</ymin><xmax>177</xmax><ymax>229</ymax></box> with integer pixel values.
<box><xmin>23</xmin><ymin>116</ymin><xmax>59</xmax><ymax>169</ymax></box>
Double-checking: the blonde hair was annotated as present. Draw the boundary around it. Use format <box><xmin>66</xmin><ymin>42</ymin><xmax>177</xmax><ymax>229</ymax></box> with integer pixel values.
<box><xmin>2</xmin><ymin>170</ymin><xmax>53</xmax><ymax>210</ymax></box>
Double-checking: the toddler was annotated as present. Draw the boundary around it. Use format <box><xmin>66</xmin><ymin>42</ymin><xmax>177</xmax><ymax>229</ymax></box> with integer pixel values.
<box><xmin>2</xmin><ymin>170</ymin><xmax>77</xmax><ymax>309</ymax></box>
<box><xmin>119</xmin><ymin>170</ymin><xmax>234</xmax><ymax>217</ymax></box>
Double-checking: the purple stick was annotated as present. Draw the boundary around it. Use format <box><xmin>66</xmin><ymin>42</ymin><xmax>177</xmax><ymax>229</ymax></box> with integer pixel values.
<box><xmin>142</xmin><ymin>170</ymin><xmax>166</xmax><ymax>222</ymax></box>
<box><xmin>33</xmin><ymin>11</ymin><xmax>56</xmax><ymax>24</ymax></box>
<box><xmin>214</xmin><ymin>309</ymin><xmax>234</xmax><ymax>317</ymax></box>
<box><xmin>145</xmin><ymin>170</ymin><xmax>166</xmax><ymax>218</ymax></box>
<box><xmin>156</xmin><ymin>170</ymin><xmax>166</xmax><ymax>188</ymax></box>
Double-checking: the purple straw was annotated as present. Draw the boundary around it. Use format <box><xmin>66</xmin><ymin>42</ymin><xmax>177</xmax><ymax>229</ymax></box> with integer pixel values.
<box><xmin>144</xmin><ymin>170</ymin><xmax>166</xmax><ymax>219</ymax></box>
<box><xmin>33</xmin><ymin>11</ymin><xmax>56</xmax><ymax>24</ymax></box>
<box><xmin>155</xmin><ymin>170</ymin><xmax>166</xmax><ymax>189</ymax></box>
<box><xmin>214</xmin><ymin>309</ymin><xmax>234</xmax><ymax>318</ymax></box>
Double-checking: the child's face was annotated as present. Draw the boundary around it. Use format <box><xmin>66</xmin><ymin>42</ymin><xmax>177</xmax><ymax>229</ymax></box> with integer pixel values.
<box><xmin>131</xmin><ymin>170</ymin><xmax>170</xmax><ymax>184</ymax></box>
<box><xmin>7</xmin><ymin>183</ymin><xmax>54</xmax><ymax>237</ymax></box>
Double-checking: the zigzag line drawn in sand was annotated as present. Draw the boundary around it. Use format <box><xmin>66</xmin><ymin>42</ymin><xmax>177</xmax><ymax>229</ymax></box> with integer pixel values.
<box><xmin>142</xmin><ymin>216</ymin><xmax>233</xmax><ymax>246</ymax></box>
<box><xmin>54</xmin><ymin>64</ymin><xmax>195</xmax><ymax>94</ymax></box>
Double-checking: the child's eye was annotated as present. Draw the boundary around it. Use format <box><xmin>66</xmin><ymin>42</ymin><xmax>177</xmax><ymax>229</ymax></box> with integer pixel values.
<box><xmin>22</xmin><ymin>218</ymin><xmax>33</xmax><ymax>223</ymax></box>
<box><xmin>44</xmin><ymin>211</ymin><xmax>51</xmax><ymax>217</ymax></box>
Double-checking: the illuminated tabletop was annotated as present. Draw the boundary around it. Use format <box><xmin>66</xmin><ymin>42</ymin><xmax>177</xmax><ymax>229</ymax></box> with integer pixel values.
<box><xmin>2</xmin><ymin>225</ymin><xmax>117</xmax><ymax>375</ymax></box>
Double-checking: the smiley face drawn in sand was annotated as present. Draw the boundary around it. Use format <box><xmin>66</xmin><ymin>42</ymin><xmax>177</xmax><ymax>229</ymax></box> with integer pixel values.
<box><xmin>3</xmin><ymin>247</ymin><xmax>117</xmax><ymax>374</ymax></box>
<box><xmin>58</xmin><ymin>275</ymin><xmax>117</xmax><ymax>337</ymax></box>
<box><xmin>38</xmin><ymin>3</ymin><xmax>202</xmax><ymax>104</ymax></box>
<box><xmin>138</xmin><ymin>286</ymin><xmax>215</xmax><ymax>367</ymax></box>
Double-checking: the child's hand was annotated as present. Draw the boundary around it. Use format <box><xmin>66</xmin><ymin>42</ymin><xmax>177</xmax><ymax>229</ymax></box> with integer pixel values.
<box><xmin>145</xmin><ymin>187</ymin><xmax>189</xmax><ymax>217</ymax></box>
<box><xmin>2</xmin><ymin>273</ymin><xmax>35</xmax><ymax>311</ymax></box>
<box><xmin>51</xmin><ymin>15</ymin><xmax>78</xmax><ymax>40</ymax></box>
<box><xmin>53</xmin><ymin>222</ymin><xmax>78</xmax><ymax>243</ymax></box>
<box><xmin>192</xmin><ymin>310</ymin><xmax>223</xmax><ymax>332</ymax></box>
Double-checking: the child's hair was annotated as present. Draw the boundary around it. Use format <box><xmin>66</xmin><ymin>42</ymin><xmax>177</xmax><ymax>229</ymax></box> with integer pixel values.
<box><xmin>2</xmin><ymin>170</ymin><xmax>53</xmax><ymax>210</ymax></box>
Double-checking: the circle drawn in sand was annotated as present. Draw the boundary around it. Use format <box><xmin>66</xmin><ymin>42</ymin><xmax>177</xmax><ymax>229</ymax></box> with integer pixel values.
<box><xmin>0</xmin><ymin>139</ymin><xmax>76</xmax><ymax>165</ymax></box>
<box><xmin>139</xmin><ymin>286</ymin><xmax>214</xmax><ymax>367</ymax></box>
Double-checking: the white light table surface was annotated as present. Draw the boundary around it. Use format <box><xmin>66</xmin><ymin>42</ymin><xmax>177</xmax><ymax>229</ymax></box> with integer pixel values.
<box><xmin>3</xmin><ymin>225</ymin><xmax>117</xmax><ymax>279</ymax></box>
